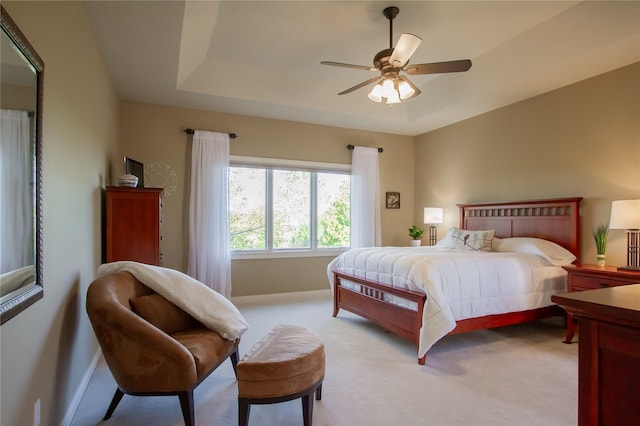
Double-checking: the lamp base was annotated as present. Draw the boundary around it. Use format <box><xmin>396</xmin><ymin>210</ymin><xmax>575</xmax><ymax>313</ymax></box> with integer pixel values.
<box><xmin>428</xmin><ymin>226</ymin><xmax>437</xmax><ymax>246</ymax></box>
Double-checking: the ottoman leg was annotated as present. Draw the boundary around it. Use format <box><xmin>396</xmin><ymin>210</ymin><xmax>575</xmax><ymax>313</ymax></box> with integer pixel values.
<box><xmin>238</xmin><ymin>397</ymin><xmax>251</xmax><ymax>426</ymax></box>
<box><xmin>301</xmin><ymin>389</ymin><xmax>315</xmax><ymax>426</ymax></box>
<box><xmin>315</xmin><ymin>383</ymin><xmax>323</xmax><ymax>401</ymax></box>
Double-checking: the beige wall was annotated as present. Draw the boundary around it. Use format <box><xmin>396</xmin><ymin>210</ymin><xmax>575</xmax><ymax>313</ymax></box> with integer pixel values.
<box><xmin>1</xmin><ymin>84</ymin><xmax>36</xmax><ymax>110</ymax></box>
<box><xmin>415</xmin><ymin>62</ymin><xmax>640</xmax><ymax>267</ymax></box>
<box><xmin>1</xmin><ymin>2</ymin><xmax>118</xmax><ymax>425</ymax></box>
<box><xmin>118</xmin><ymin>101</ymin><xmax>415</xmax><ymax>296</ymax></box>
<box><xmin>0</xmin><ymin>3</ymin><xmax>636</xmax><ymax>424</ymax></box>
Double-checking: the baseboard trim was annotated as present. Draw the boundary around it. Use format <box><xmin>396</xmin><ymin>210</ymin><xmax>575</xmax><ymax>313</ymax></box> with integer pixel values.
<box><xmin>60</xmin><ymin>348</ymin><xmax>102</xmax><ymax>426</ymax></box>
<box><xmin>232</xmin><ymin>289</ymin><xmax>331</xmax><ymax>305</ymax></box>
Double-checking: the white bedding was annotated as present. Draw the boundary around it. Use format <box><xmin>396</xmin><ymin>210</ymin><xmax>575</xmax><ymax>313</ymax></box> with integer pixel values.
<box><xmin>327</xmin><ymin>246</ymin><xmax>568</xmax><ymax>358</ymax></box>
<box><xmin>98</xmin><ymin>261</ymin><xmax>248</xmax><ymax>341</ymax></box>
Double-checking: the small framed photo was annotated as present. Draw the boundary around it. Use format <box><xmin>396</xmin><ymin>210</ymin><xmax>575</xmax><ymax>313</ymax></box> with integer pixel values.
<box><xmin>386</xmin><ymin>192</ymin><xmax>400</xmax><ymax>209</ymax></box>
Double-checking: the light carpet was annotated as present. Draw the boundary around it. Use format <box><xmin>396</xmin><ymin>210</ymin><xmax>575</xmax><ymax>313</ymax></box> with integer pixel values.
<box><xmin>71</xmin><ymin>289</ymin><xmax>578</xmax><ymax>426</ymax></box>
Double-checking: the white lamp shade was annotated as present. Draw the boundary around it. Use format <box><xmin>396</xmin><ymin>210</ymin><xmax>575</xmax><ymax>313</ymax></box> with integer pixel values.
<box><xmin>368</xmin><ymin>84</ymin><xmax>383</xmax><ymax>102</ymax></box>
<box><xmin>424</xmin><ymin>207</ymin><xmax>443</xmax><ymax>224</ymax></box>
<box><xmin>609</xmin><ymin>199</ymin><xmax>640</xmax><ymax>229</ymax></box>
<box><xmin>382</xmin><ymin>78</ymin><xmax>395</xmax><ymax>97</ymax></box>
<box><xmin>398</xmin><ymin>79</ymin><xmax>415</xmax><ymax>100</ymax></box>
<box><xmin>386</xmin><ymin>89</ymin><xmax>401</xmax><ymax>104</ymax></box>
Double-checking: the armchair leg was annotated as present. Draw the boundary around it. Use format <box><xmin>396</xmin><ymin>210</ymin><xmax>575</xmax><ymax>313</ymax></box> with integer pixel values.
<box><xmin>178</xmin><ymin>390</ymin><xmax>195</xmax><ymax>426</ymax></box>
<box><xmin>103</xmin><ymin>388</ymin><xmax>125</xmax><ymax>420</ymax></box>
<box><xmin>230</xmin><ymin>346</ymin><xmax>239</xmax><ymax>378</ymax></box>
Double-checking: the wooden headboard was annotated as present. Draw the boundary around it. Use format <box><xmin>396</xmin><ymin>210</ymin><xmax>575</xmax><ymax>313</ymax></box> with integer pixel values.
<box><xmin>457</xmin><ymin>197</ymin><xmax>582</xmax><ymax>259</ymax></box>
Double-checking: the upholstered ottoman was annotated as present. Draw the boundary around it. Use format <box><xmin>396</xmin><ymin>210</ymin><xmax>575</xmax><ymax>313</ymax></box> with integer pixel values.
<box><xmin>237</xmin><ymin>324</ymin><xmax>325</xmax><ymax>426</ymax></box>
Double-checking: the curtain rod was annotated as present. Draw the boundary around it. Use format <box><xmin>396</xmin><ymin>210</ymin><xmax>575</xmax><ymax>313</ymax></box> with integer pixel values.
<box><xmin>184</xmin><ymin>128</ymin><xmax>237</xmax><ymax>139</ymax></box>
<box><xmin>347</xmin><ymin>144</ymin><xmax>383</xmax><ymax>153</ymax></box>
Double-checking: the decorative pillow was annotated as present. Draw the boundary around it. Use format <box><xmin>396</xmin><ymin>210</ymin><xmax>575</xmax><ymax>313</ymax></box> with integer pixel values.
<box><xmin>130</xmin><ymin>293</ymin><xmax>199</xmax><ymax>334</ymax></box>
<box><xmin>491</xmin><ymin>236</ymin><xmax>502</xmax><ymax>251</ymax></box>
<box><xmin>493</xmin><ymin>237</ymin><xmax>576</xmax><ymax>266</ymax></box>
<box><xmin>436</xmin><ymin>227</ymin><xmax>495</xmax><ymax>251</ymax></box>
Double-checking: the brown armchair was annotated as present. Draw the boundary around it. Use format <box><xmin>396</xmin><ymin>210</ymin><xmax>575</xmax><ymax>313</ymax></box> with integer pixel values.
<box><xmin>86</xmin><ymin>271</ymin><xmax>239</xmax><ymax>426</ymax></box>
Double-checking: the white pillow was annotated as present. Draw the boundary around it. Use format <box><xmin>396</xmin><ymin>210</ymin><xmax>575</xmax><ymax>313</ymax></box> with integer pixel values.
<box><xmin>436</xmin><ymin>227</ymin><xmax>495</xmax><ymax>252</ymax></box>
<box><xmin>493</xmin><ymin>237</ymin><xmax>576</xmax><ymax>266</ymax></box>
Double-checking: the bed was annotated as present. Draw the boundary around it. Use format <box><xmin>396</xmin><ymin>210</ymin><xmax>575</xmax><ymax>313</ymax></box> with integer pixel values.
<box><xmin>328</xmin><ymin>197</ymin><xmax>582</xmax><ymax>365</ymax></box>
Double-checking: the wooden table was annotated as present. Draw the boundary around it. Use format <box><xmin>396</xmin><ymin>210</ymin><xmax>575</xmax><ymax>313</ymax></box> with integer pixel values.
<box><xmin>552</xmin><ymin>284</ymin><xmax>640</xmax><ymax>426</ymax></box>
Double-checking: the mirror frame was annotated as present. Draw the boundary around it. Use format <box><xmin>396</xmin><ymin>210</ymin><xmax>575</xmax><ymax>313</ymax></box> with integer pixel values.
<box><xmin>1</xmin><ymin>5</ymin><xmax>44</xmax><ymax>324</ymax></box>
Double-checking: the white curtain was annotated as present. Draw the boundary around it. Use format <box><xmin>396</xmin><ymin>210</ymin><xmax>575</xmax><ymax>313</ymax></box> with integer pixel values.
<box><xmin>187</xmin><ymin>130</ymin><xmax>232</xmax><ymax>298</ymax></box>
<box><xmin>350</xmin><ymin>146</ymin><xmax>381</xmax><ymax>248</ymax></box>
<box><xmin>0</xmin><ymin>109</ymin><xmax>33</xmax><ymax>273</ymax></box>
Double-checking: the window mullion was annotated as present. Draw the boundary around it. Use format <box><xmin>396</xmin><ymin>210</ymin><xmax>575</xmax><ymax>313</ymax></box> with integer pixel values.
<box><xmin>310</xmin><ymin>172</ymin><xmax>317</xmax><ymax>250</ymax></box>
<box><xmin>266</xmin><ymin>168</ymin><xmax>273</xmax><ymax>252</ymax></box>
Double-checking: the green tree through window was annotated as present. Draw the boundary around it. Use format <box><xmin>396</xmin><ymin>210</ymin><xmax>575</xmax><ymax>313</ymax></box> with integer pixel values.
<box><xmin>229</xmin><ymin>164</ymin><xmax>350</xmax><ymax>252</ymax></box>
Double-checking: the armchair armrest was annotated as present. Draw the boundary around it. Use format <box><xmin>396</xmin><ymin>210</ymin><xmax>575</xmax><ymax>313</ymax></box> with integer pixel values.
<box><xmin>88</xmin><ymin>285</ymin><xmax>198</xmax><ymax>393</ymax></box>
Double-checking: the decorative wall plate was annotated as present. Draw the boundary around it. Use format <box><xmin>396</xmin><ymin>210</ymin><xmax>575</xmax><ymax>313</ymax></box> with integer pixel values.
<box><xmin>144</xmin><ymin>162</ymin><xmax>177</xmax><ymax>198</ymax></box>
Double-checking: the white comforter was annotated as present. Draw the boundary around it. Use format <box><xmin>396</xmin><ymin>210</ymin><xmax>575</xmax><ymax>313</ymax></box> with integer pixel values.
<box><xmin>327</xmin><ymin>246</ymin><xmax>567</xmax><ymax>357</ymax></box>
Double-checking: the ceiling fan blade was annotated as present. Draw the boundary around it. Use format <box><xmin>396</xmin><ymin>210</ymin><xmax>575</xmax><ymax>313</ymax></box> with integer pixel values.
<box><xmin>321</xmin><ymin>61</ymin><xmax>377</xmax><ymax>72</ymax></box>
<box><xmin>389</xmin><ymin>33</ymin><xmax>422</xmax><ymax>68</ymax></box>
<box><xmin>337</xmin><ymin>76</ymin><xmax>382</xmax><ymax>95</ymax></box>
<box><xmin>405</xmin><ymin>59</ymin><xmax>472</xmax><ymax>75</ymax></box>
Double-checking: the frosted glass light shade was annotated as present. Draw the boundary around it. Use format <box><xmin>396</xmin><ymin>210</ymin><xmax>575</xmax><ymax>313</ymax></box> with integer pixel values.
<box><xmin>609</xmin><ymin>200</ymin><xmax>640</xmax><ymax>229</ymax></box>
<box><xmin>386</xmin><ymin>90</ymin><xmax>401</xmax><ymax>104</ymax></box>
<box><xmin>381</xmin><ymin>78</ymin><xmax>395</xmax><ymax>97</ymax></box>
<box><xmin>368</xmin><ymin>84</ymin><xmax>383</xmax><ymax>102</ymax></box>
<box><xmin>424</xmin><ymin>207</ymin><xmax>443</xmax><ymax>224</ymax></box>
<box><xmin>398</xmin><ymin>80</ymin><xmax>415</xmax><ymax>100</ymax></box>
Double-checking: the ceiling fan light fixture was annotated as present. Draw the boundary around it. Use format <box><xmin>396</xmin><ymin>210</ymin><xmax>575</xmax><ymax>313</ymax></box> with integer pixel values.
<box><xmin>385</xmin><ymin>85</ymin><xmax>401</xmax><ymax>105</ymax></box>
<box><xmin>381</xmin><ymin>78</ymin><xmax>395</xmax><ymax>97</ymax></box>
<box><xmin>398</xmin><ymin>79</ymin><xmax>415</xmax><ymax>100</ymax></box>
<box><xmin>368</xmin><ymin>83</ymin><xmax>384</xmax><ymax>102</ymax></box>
<box><xmin>321</xmin><ymin>6</ymin><xmax>472</xmax><ymax>104</ymax></box>
<box><xmin>368</xmin><ymin>77</ymin><xmax>416</xmax><ymax>104</ymax></box>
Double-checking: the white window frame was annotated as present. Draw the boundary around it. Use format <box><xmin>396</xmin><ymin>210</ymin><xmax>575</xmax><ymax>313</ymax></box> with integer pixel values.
<box><xmin>229</xmin><ymin>156</ymin><xmax>351</xmax><ymax>260</ymax></box>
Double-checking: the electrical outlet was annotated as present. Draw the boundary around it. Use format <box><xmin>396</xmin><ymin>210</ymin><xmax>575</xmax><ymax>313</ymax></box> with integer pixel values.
<box><xmin>34</xmin><ymin>399</ymin><xmax>40</xmax><ymax>426</ymax></box>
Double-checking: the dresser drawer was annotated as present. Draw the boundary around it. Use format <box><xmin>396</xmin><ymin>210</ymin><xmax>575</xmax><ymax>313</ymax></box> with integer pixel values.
<box><xmin>571</xmin><ymin>274</ymin><xmax>638</xmax><ymax>291</ymax></box>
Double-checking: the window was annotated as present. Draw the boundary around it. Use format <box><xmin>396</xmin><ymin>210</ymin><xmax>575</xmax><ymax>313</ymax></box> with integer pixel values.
<box><xmin>229</xmin><ymin>157</ymin><xmax>350</xmax><ymax>257</ymax></box>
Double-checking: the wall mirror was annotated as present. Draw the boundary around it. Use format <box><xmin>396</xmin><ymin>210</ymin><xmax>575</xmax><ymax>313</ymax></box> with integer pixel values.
<box><xmin>1</xmin><ymin>6</ymin><xmax>44</xmax><ymax>324</ymax></box>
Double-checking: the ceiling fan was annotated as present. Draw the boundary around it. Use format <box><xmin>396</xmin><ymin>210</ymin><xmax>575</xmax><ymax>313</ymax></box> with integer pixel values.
<box><xmin>321</xmin><ymin>6</ymin><xmax>472</xmax><ymax>104</ymax></box>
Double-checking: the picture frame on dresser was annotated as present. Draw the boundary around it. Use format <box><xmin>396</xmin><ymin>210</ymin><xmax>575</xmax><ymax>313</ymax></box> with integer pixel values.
<box><xmin>124</xmin><ymin>156</ymin><xmax>144</xmax><ymax>188</ymax></box>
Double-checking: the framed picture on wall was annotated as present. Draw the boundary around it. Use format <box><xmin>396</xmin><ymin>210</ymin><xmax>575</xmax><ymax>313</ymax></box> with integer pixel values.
<box><xmin>386</xmin><ymin>192</ymin><xmax>400</xmax><ymax>209</ymax></box>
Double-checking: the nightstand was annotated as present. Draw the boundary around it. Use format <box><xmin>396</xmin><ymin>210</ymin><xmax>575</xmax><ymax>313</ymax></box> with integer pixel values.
<box><xmin>560</xmin><ymin>264</ymin><xmax>640</xmax><ymax>343</ymax></box>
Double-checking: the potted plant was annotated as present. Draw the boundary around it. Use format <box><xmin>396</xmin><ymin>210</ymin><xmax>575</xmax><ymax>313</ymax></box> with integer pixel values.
<box><xmin>408</xmin><ymin>225</ymin><xmax>424</xmax><ymax>247</ymax></box>
<box><xmin>592</xmin><ymin>224</ymin><xmax>608</xmax><ymax>266</ymax></box>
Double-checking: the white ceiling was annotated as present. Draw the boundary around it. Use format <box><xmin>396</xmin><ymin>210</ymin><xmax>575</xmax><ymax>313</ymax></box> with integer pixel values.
<box><xmin>84</xmin><ymin>1</ymin><xmax>640</xmax><ymax>136</ymax></box>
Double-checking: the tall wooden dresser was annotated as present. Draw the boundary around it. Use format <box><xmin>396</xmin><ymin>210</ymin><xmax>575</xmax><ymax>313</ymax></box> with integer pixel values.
<box><xmin>105</xmin><ymin>186</ymin><xmax>162</xmax><ymax>265</ymax></box>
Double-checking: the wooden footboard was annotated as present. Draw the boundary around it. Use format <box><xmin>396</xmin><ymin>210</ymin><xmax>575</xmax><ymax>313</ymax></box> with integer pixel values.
<box><xmin>333</xmin><ymin>270</ymin><xmax>564</xmax><ymax>365</ymax></box>
<box><xmin>333</xmin><ymin>271</ymin><xmax>427</xmax><ymax>364</ymax></box>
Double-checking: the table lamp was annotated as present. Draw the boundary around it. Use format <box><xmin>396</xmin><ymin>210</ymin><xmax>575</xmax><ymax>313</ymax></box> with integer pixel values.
<box><xmin>424</xmin><ymin>207</ymin><xmax>443</xmax><ymax>246</ymax></box>
<box><xmin>609</xmin><ymin>199</ymin><xmax>640</xmax><ymax>271</ymax></box>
